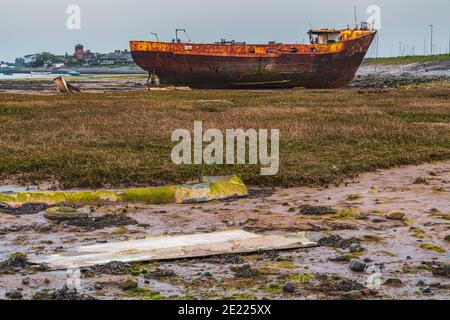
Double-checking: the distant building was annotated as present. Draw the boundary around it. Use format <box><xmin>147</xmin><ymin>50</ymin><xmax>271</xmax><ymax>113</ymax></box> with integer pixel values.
<box><xmin>74</xmin><ymin>44</ymin><xmax>93</xmax><ymax>61</ymax></box>
<box><xmin>98</xmin><ymin>50</ymin><xmax>133</xmax><ymax>65</ymax></box>
<box><xmin>23</xmin><ymin>54</ymin><xmax>39</xmax><ymax>64</ymax></box>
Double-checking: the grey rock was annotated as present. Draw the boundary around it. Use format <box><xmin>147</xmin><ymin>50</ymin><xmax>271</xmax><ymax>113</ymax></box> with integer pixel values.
<box><xmin>349</xmin><ymin>243</ymin><xmax>363</xmax><ymax>253</ymax></box>
<box><xmin>383</xmin><ymin>278</ymin><xmax>403</xmax><ymax>287</ymax></box>
<box><xmin>416</xmin><ymin>280</ymin><xmax>426</xmax><ymax>286</ymax></box>
<box><xmin>329</xmin><ymin>254</ymin><xmax>350</xmax><ymax>262</ymax></box>
<box><xmin>282</xmin><ymin>282</ymin><xmax>296</xmax><ymax>294</ymax></box>
<box><xmin>342</xmin><ymin>290</ymin><xmax>363</xmax><ymax>300</ymax></box>
<box><xmin>5</xmin><ymin>291</ymin><xmax>23</xmax><ymax>299</ymax></box>
<box><xmin>421</xmin><ymin>286</ymin><xmax>432</xmax><ymax>294</ymax></box>
<box><xmin>349</xmin><ymin>259</ymin><xmax>366</xmax><ymax>272</ymax></box>
<box><xmin>94</xmin><ymin>283</ymin><xmax>103</xmax><ymax>290</ymax></box>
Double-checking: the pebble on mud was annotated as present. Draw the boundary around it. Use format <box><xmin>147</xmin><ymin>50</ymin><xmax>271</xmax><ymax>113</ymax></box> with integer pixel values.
<box><xmin>282</xmin><ymin>282</ymin><xmax>296</xmax><ymax>294</ymax></box>
<box><xmin>349</xmin><ymin>243</ymin><xmax>364</xmax><ymax>253</ymax></box>
<box><xmin>383</xmin><ymin>278</ymin><xmax>403</xmax><ymax>288</ymax></box>
<box><xmin>329</xmin><ymin>254</ymin><xmax>351</xmax><ymax>263</ymax></box>
<box><xmin>0</xmin><ymin>253</ymin><xmax>31</xmax><ymax>274</ymax></box>
<box><xmin>44</xmin><ymin>207</ymin><xmax>89</xmax><ymax>221</ymax></box>
<box><xmin>299</xmin><ymin>205</ymin><xmax>336</xmax><ymax>216</ymax></box>
<box><xmin>386</xmin><ymin>211</ymin><xmax>405</xmax><ymax>220</ymax></box>
<box><xmin>349</xmin><ymin>259</ymin><xmax>366</xmax><ymax>272</ymax></box>
<box><xmin>231</xmin><ymin>264</ymin><xmax>259</xmax><ymax>278</ymax></box>
<box><xmin>5</xmin><ymin>291</ymin><xmax>23</xmax><ymax>299</ymax></box>
<box><xmin>341</xmin><ymin>290</ymin><xmax>362</xmax><ymax>300</ymax></box>
<box><xmin>122</xmin><ymin>277</ymin><xmax>138</xmax><ymax>291</ymax></box>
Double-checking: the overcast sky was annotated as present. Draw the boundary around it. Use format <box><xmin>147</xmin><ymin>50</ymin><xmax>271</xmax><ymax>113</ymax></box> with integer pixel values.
<box><xmin>1</xmin><ymin>0</ymin><xmax>449</xmax><ymax>61</ymax></box>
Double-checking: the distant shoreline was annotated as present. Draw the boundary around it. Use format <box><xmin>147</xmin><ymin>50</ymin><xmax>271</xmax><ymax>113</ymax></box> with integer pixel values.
<box><xmin>0</xmin><ymin>66</ymin><xmax>147</xmax><ymax>75</ymax></box>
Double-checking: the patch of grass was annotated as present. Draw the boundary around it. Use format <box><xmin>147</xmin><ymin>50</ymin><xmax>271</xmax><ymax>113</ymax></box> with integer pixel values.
<box><xmin>411</xmin><ymin>228</ymin><xmax>427</xmax><ymax>239</ymax></box>
<box><xmin>420</xmin><ymin>243</ymin><xmax>445</xmax><ymax>254</ymax></box>
<box><xmin>387</xmin><ymin>111</ymin><xmax>450</xmax><ymax>123</ymax></box>
<box><xmin>333</xmin><ymin>208</ymin><xmax>361</xmax><ymax>220</ymax></box>
<box><xmin>223</xmin><ymin>293</ymin><xmax>257</xmax><ymax>300</ymax></box>
<box><xmin>288</xmin><ymin>273</ymin><xmax>313</xmax><ymax>286</ymax></box>
<box><xmin>363</xmin><ymin>234</ymin><xmax>383</xmax><ymax>242</ymax></box>
<box><xmin>0</xmin><ymin>85</ymin><xmax>449</xmax><ymax>188</ymax></box>
<box><xmin>274</xmin><ymin>262</ymin><xmax>298</xmax><ymax>269</ymax></box>
<box><xmin>123</xmin><ymin>288</ymin><xmax>163</xmax><ymax>300</ymax></box>
<box><xmin>346</xmin><ymin>194</ymin><xmax>362</xmax><ymax>201</ymax></box>
<box><xmin>365</xmin><ymin>54</ymin><xmax>450</xmax><ymax>65</ymax></box>
<box><xmin>258</xmin><ymin>283</ymin><xmax>282</xmax><ymax>293</ymax></box>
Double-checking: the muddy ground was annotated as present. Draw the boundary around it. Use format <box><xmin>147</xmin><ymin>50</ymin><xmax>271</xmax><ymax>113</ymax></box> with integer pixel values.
<box><xmin>1</xmin><ymin>59</ymin><xmax>449</xmax><ymax>93</ymax></box>
<box><xmin>0</xmin><ymin>162</ymin><xmax>448</xmax><ymax>300</ymax></box>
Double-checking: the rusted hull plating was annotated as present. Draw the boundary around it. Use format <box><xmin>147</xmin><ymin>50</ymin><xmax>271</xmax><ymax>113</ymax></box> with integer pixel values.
<box><xmin>130</xmin><ymin>31</ymin><xmax>376</xmax><ymax>89</ymax></box>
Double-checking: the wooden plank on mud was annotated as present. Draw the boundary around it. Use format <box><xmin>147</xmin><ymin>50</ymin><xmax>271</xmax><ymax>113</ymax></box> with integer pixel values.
<box><xmin>32</xmin><ymin>230</ymin><xmax>316</xmax><ymax>270</ymax></box>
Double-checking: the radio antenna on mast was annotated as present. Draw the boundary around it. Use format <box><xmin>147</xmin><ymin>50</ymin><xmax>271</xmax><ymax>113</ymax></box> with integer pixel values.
<box><xmin>354</xmin><ymin>5</ymin><xmax>358</xmax><ymax>27</ymax></box>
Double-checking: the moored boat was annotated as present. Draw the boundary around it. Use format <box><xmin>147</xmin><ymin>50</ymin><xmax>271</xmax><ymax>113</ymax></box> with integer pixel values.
<box><xmin>130</xmin><ymin>24</ymin><xmax>376</xmax><ymax>89</ymax></box>
<box><xmin>30</xmin><ymin>71</ymin><xmax>52</xmax><ymax>76</ymax></box>
<box><xmin>68</xmin><ymin>71</ymin><xmax>81</xmax><ymax>76</ymax></box>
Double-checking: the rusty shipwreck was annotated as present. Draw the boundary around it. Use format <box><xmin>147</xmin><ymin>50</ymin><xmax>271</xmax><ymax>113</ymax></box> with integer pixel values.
<box><xmin>130</xmin><ymin>25</ymin><xmax>376</xmax><ymax>89</ymax></box>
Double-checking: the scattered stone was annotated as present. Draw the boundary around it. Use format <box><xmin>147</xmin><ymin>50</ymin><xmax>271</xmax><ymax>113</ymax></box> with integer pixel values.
<box><xmin>329</xmin><ymin>223</ymin><xmax>358</xmax><ymax>231</ymax></box>
<box><xmin>44</xmin><ymin>207</ymin><xmax>89</xmax><ymax>221</ymax></box>
<box><xmin>0</xmin><ymin>253</ymin><xmax>31</xmax><ymax>274</ymax></box>
<box><xmin>369</xmin><ymin>217</ymin><xmax>386</xmax><ymax>223</ymax></box>
<box><xmin>22</xmin><ymin>277</ymin><xmax>30</xmax><ymax>285</ymax></box>
<box><xmin>349</xmin><ymin>243</ymin><xmax>364</xmax><ymax>253</ymax></box>
<box><xmin>201</xmin><ymin>272</ymin><xmax>213</xmax><ymax>278</ymax></box>
<box><xmin>5</xmin><ymin>290</ymin><xmax>23</xmax><ymax>299</ymax></box>
<box><xmin>416</xmin><ymin>280</ymin><xmax>426</xmax><ymax>287</ymax></box>
<box><xmin>429</xmin><ymin>282</ymin><xmax>441</xmax><ymax>288</ymax></box>
<box><xmin>288</xmin><ymin>207</ymin><xmax>296</xmax><ymax>213</ymax></box>
<box><xmin>383</xmin><ymin>278</ymin><xmax>403</xmax><ymax>288</ymax></box>
<box><xmin>432</xmin><ymin>263</ymin><xmax>450</xmax><ymax>278</ymax></box>
<box><xmin>231</xmin><ymin>264</ymin><xmax>259</xmax><ymax>278</ymax></box>
<box><xmin>334</xmin><ymin>279</ymin><xmax>366</xmax><ymax>292</ymax></box>
<box><xmin>94</xmin><ymin>283</ymin><xmax>103</xmax><ymax>290</ymax></box>
<box><xmin>421</xmin><ymin>286</ymin><xmax>432</xmax><ymax>295</ymax></box>
<box><xmin>60</xmin><ymin>214</ymin><xmax>138</xmax><ymax>230</ymax></box>
<box><xmin>363</xmin><ymin>258</ymin><xmax>373</xmax><ymax>263</ymax></box>
<box><xmin>342</xmin><ymin>290</ymin><xmax>362</xmax><ymax>300</ymax></box>
<box><xmin>413</xmin><ymin>177</ymin><xmax>428</xmax><ymax>184</ymax></box>
<box><xmin>0</xmin><ymin>203</ymin><xmax>52</xmax><ymax>216</ymax></box>
<box><xmin>122</xmin><ymin>278</ymin><xmax>138</xmax><ymax>291</ymax></box>
<box><xmin>349</xmin><ymin>259</ymin><xmax>366</xmax><ymax>272</ymax></box>
<box><xmin>33</xmin><ymin>286</ymin><xmax>95</xmax><ymax>300</ymax></box>
<box><xmin>444</xmin><ymin>235</ymin><xmax>450</xmax><ymax>242</ymax></box>
<box><xmin>282</xmin><ymin>282</ymin><xmax>296</xmax><ymax>293</ymax></box>
<box><xmin>386</xmin><ymin>211</ymin><xmax>405</xmax><ymax>220</ymax></box>
<box><xmin>329</xmin><ymin>254</ymin><xmax>351</xmax><ymax>262</ymax></box>
<box><xmin>318</xmin><ymin>235</ymin><xmax>360</xmax><ymax>249</ymax></box>
<box><xmin>147</xmin><ymin>268</ymin><xmax>177</xmax><ymax>279</ymax></box>
<box><xmin>91</xmin><ymin>261</ymin><xmax>132</xmax><ymax>275</ymax></box>
<box><xmin>204</xmin><ymin>254</ymin><xmax>244</xmax><ymax>265</ymax></box>
<box><xmin>299</xmin><ymin>205</ymin><xmax>336</xmax><ymax>216</ymax></box>
<box><xmin>262</xmin><ymin>250</ymin><xmax>280</xmax><ymax>261</ymax></box>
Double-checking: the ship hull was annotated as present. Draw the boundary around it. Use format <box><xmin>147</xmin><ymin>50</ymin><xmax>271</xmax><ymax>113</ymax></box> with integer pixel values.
<box><xmin>131</xmin><ymin>31</ymin><xmax>376</xmax><ymax>89</ymax></box>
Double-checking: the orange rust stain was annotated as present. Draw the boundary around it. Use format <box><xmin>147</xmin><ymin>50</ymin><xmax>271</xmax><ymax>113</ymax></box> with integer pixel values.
<box><xmin>130</xmin><ymin>30</ymin><xmax>374</xmax><ymax>58</ymax></box>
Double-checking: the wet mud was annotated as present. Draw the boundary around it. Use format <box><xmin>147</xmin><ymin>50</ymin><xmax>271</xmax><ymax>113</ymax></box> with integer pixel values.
<box><xmin>0</xmin><ymin>162</ymin><xmax>449</xmax><ymax>300</ymax></box>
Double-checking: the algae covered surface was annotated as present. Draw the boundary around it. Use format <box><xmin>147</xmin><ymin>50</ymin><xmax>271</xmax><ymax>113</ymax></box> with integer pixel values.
<box><xmin>0</xmin><ymin>176</ymin><xmax>247</xmax><ymax>206</ymax></box>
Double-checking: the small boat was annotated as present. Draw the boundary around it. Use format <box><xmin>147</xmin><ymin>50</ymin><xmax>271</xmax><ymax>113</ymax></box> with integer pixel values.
<box><xmin>68</xmin><ymin>71</ymin><xmax>81</xmax><ymax>76</ymax></box>
<box><xmin>2</xmin><ymin>71</ymin><xmax>14</xmax><ymax>76</ymax></box>
<box><xmin>130</xmin><ymin>23</ymin><xmax>376</xmax><ymax>89</ymax></box>
<box><xmin>30</xmin><ymin>71</ymin><xmax>52</xmax><ymax>76</ymax></box>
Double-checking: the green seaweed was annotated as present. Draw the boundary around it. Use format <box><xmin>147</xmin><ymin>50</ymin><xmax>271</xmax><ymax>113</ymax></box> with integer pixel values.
<box><xmin>121</xmin><ymin>187</ymin><xmax>176</xmax><ymax>204</ymax></box>
<box><xmin>420</xmin><ymin>243</ymin><xmax>445</xmax><ymax>254</ymax></box>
